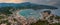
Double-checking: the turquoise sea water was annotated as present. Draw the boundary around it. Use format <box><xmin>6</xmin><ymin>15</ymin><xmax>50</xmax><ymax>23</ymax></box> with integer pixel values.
<box><xmin>19</xmin><ymin>9</ymin><xmax>60</xmax><ymax>19</ymax></box>
<box><xmin>19</xmin><ymin>9</ymin><xmax>40</xmax><ymax>18</ymax></box>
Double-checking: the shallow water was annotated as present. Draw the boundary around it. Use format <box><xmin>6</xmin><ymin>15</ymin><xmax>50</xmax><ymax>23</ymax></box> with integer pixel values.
<box><xmin>19</xmin><ymin>9</ymin><xmax>60</xmax><ymax>20</ymax></box>
<box><xmin>19</xmin><ymin>9</ymin><xmax>40</xmax><ymax>19</ymax></box>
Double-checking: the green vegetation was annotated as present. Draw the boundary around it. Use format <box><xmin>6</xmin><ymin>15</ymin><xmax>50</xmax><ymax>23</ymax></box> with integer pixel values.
<box><xmin>0</xmin><ymin>7</ymin><xmax>13</xmax><ymax>15</ymax></box>
<box><xmin>31</xmin><ymin>16</ymin><xmax>60</xmax><ymax>25</ymax></box>
<box><xmin>0</xmin><ymin>16</ymin><xmax>5</xmax><ymax>19</ymax></box>
<box><xmin>30</xmin><ymin>20</ymin><xmax>60</xmax><ymax>25</ymax></box>
<box><xmin>31</xmin><ymin>20</ymin><xmax>49</xmax><ymax>25</ymax></box>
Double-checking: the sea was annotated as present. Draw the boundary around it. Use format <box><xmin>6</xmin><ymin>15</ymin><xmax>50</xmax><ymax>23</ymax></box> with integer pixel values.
<box><xmin>19</xmin><ymin>8</ymin><xmax>60</xmax><ymax>19</ymax></box>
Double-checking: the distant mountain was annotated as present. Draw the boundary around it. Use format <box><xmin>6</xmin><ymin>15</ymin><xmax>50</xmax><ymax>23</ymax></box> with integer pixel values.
<box><xmin>0</xmin><ymin>2</ymin><xmax>58</xmax><ymax>10</ymax></box>
<box><xmin>0</xmin><ymin>2</ymin><xmax>38</xmax><ymax>7</ymax></box>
